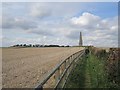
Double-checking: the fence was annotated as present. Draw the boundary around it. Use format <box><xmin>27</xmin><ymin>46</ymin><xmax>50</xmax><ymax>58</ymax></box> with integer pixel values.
<box><xmin>35</xmin><ymin>49</ymin><xmax>85</xmax><ymax>90</ymax></box>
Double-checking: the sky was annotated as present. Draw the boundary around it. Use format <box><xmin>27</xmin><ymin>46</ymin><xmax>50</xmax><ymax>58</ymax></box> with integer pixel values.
<box><xmin>1</xmin><ymin>0</ymin><xmax>120</xmax><ymax>2</ymax></box>
<box><xmin>1</xmin><ymin>2</ymin><xmax>118</xmax><ymax>47</ymax></box>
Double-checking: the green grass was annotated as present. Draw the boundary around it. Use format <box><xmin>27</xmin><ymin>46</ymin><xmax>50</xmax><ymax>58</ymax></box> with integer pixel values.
<box><xmin>87</xmin><ymin>54</ymin><xmax>108</xmax><ymax>88</ymax></box>
<box><xmin>64</xmin><ymin>56</ymin><xmax>87</xmax><ymax>88</ymax></box>
<box><xmin>65</xmin><ymin>53</ymin><xmax>109</xmax><ymax>88</ymax></box>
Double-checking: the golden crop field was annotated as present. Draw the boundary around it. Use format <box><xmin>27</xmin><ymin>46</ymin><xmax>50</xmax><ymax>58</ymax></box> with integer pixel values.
<box><xmin>2</xmin><ymin>47</ymin><xmax>84</xmax><ymax>88</ymax></box>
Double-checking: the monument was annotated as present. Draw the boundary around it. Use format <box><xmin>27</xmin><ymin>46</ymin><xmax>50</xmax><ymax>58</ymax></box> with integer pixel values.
<box><xmin>79</xmin><ymin>32</ymin><xmax>83</xmax><ymax>46</ymax></box>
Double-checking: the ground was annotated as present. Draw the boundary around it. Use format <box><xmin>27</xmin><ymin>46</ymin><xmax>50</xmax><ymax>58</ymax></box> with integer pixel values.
<box><xmin>2</xmin><ymin>47</ymin><xmax>84</xmax><ymax>88</ymax></box>
<box><xmin>65</xmin><ymin>53</ymin><xmax>108</xmax><ymax>88</ymax></box>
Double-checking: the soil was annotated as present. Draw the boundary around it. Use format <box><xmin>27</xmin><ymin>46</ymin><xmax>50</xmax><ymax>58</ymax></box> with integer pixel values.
<box><xmin>2</xmin><ymin>47</ymin><xmax>84</xmax><ymax>88</ymax></box>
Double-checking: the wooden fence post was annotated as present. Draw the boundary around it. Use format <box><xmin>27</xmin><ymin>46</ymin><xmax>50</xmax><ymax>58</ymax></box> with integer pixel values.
<box><xmin>64</xmin><ymin>61</ymin><xmax>66</xmax><ymax>70</ymax></box>
<box><xmin>55</xmin><ymin>68</ymin><xmax>60</xmax><ymax>84</ymax></box>
<box><xmin>63</xmin><ymin>61</ymin><xmax>66</xmax><ymax>83</ymax></box>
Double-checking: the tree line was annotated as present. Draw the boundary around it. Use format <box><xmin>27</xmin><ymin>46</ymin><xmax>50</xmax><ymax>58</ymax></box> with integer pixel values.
<box><xmin>12</xmin><ymin>44</ymin><xmax>70</xmax><ymax>47</ymax></box>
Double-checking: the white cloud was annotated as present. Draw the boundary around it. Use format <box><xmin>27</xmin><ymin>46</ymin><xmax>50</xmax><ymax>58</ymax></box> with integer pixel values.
<box><xmin>2</xmin><ymin>2</ymin><xmax>118</xmax><ymax>47</ymax></box>
<box><xmin>3</xmin><ymin>12</ymin><xmax>117</xmax><ymax>47</ymax></box>
<box><xmin>0</xmin><ymin>16</ymin><xmax>2</xmax><ymax>28</ymax></box>
<box><xmin>70</xmin><ymin>12</ymin><xmax>118</xmax><ymax>47</ymax></box>
<box><xmin>71</xmin><ymin>12</ymin><xmax>100</xmax><ymax>26</ymax></box>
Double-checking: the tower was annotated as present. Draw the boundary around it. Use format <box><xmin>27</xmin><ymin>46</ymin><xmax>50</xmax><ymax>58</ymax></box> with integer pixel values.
<box><xmin>79</xmin><ymin>32</ymin><xmax>83</xmax><ymax>46</ymax></box>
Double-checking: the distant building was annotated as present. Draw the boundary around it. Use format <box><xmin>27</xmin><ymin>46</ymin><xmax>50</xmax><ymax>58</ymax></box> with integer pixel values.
<box><xmin>79</xmin><ymin>32</ymin><xmax>83</xmax><ymax>46</ymax></box>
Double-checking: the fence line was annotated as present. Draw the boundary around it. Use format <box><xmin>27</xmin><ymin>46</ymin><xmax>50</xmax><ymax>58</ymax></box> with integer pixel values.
<box><xmin>35</xmin><ymin>49</ymin><xmax>85</xmax><ymax>90</ymax></box>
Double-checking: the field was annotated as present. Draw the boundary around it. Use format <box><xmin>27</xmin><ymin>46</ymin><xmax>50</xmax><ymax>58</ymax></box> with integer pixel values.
<box><xmin>2</xmin><ymin>47</ymin><xmax>84</xmax><ymax>88</ymax></box>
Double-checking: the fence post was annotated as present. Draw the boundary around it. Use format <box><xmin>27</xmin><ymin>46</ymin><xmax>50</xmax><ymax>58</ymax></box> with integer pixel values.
<box><xmin>72</xmin><ymin>54</ymin><xmax>74</xmax><ymax>60</ymax></box>
<box><xmin>68</xmin><ymin>57</ymin><xmax>71</xmax><ymax>65</ymax></box>
<box><xmin>55</xmin><ymin>68</ymin><xmax>60</xmax><ymax>84</ymax></box>
<box><xmin>60</xmin><ymin>61</ymin><xmax>67</xmax><ymax>88</ymax></box>
<box><xmin>66</xmin><ymin>57</ymin><xmax>70</xmax><ymax>77</ymax></box>
<box><xmin>64</xmin><ymin>61</ymin><xmax>66</xmax><ymax>70</ymax></box>
<box><xmin>70</xmin><ymin>55</ymin><xmax>72</xmax><ymax>63</ymax></box>
<box><xmin>70</xmin><ymin>55</ymin><xmax>73</xmax><ymax>63</ymax></box>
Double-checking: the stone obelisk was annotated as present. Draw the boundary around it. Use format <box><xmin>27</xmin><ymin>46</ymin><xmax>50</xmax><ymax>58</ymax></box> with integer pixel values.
<box><xmin>79</xmin><ymin>32</ymin><xmax>83</xmax><ymax>46</ymax></box>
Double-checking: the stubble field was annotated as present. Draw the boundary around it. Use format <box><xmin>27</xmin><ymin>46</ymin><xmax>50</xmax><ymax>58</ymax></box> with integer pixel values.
<box><xmin>2</xmin><ymin>47</ymin><xmax>84</xmax><ymax>88</ymax></box>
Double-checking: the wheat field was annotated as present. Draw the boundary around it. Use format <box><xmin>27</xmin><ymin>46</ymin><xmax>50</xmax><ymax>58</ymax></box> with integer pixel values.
<box><xmin>2</xmin><ymin>47</ymin><xmax>84</xmax><ymax>88</ymax></box>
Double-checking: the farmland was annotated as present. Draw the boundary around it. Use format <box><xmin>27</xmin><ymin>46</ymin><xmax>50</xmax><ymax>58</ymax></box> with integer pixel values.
<box><xmin>2</xmin><ymin>47</ymin><xmax>84</xmax><ymax>88</ymax></box>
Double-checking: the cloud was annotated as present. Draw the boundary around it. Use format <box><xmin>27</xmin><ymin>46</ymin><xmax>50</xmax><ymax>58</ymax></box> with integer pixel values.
<box><xmin>2</xmin><ymin>36</ymin><xmax>13</xmax><ymax>47</ymax></box>
<box><xmin>30</xmin><ymin>3</ymin><xmax>51</xmax><ymax>18</ymax></box>
<box><xmin>2</xmin><ymin>2</ymin><xmax>118</xmax><ymax>47</ymax></box>
<box><xmin>2</xmin><ymin>16</ymin><xmax>37</xmax><ymax>30</ymax></box>
<box><xmin>27</xmin><ymin>29</ymin><xmax>54</xmax><ymax>36</ymax></box>
<box><xmin>71</xmin><ymin>12</ymin><xmax>101</xmax><ymax>26</ymax></box>
<box><xmin>0</xmin><ymin>15</ymin><xmax>2</xmax><ymax>28</ymax></box>
<box><xmin>3</xmin><ymin>12</ymin><xmax>117</xmax><ymax>47</ymax></box>
<box><xmin>69</xmin><ymin>12</ymin><xmax>118</xmax><ymax>47</ymax></box>
<box><xmin>66</xmin><ymin>30</ymin><xmax>80</xmax><ymax>40</ymax></box>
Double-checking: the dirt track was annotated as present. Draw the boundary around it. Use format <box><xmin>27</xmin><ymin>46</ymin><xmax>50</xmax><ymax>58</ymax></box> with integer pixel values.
<box><xmin>2</xmin><ymin>47</ymin><xmax>84</xmax><ymax>88</ymax></box>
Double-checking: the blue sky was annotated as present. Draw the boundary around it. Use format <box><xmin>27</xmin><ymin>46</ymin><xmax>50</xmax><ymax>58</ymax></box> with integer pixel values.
<box><xmin>1</xmin><ymin>2</ymin><xmax>118</xmax><ymax>47</ymax></box>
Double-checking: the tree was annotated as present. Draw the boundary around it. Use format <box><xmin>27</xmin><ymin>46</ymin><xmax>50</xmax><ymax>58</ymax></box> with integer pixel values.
<box><xmin>23</xmin><ymin>44</ymin><xmax>26</xmax><ymax>47</ymax></box>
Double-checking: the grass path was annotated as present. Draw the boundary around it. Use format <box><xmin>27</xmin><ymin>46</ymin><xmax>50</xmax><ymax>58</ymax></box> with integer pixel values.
<box><xmin>84</xmin><ymin>56</ymin><xmax>91</xmax><ymax>88</ymax></box>
<box><xmin>87</xmin><ymin>54</ymin><xmax>108</xmax><ymax>88</ymax></box>
<box><xmin>65</xmin><ymin>53</ymin><xmax>108</xmax><ymax>88</ymax></box>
